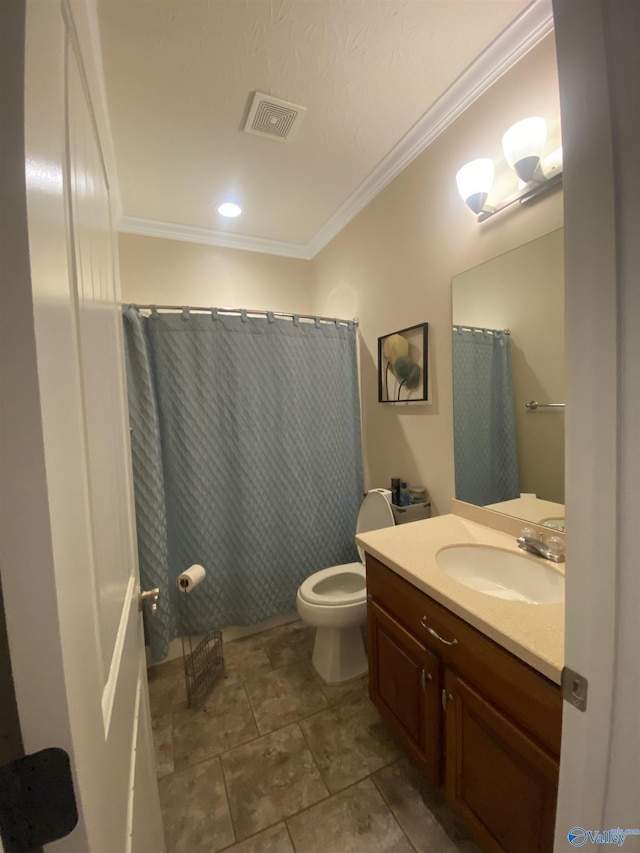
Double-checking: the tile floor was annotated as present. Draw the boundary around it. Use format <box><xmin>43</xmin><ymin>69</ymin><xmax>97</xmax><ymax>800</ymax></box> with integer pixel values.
<box><xmin>149</xmin><ymin>620</ymin><xmax>481</xmax><ymax>853</ymax></box>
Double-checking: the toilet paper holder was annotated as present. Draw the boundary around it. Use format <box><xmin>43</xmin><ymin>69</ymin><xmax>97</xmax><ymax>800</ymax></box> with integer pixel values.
<box><xmin>177</xmin><ymin>568</ymin><xmax>226</xmax><ymax>707</ymax></box>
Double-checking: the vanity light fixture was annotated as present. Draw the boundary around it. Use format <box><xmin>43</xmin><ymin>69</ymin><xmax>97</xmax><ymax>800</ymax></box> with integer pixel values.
<box><xmin>456</xmin><ymin>117</ymin><xmax>562</xmax><ymax>223</ymax></box>
<box><xmin>216</xmin><ymin>202</ymin><xmax>242</xmax><ymax>218</ymax></box>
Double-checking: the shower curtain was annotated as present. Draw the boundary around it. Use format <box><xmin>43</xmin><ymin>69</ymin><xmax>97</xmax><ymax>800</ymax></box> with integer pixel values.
<box><xmin>123</xmin><ymin>307</ymin><xmax>363</xmax><ymax>661</ymax></box>
<box><xmin>452</xmin><ymin>327</ymin><xmax>519</xmax><ymax>506</ymax></box>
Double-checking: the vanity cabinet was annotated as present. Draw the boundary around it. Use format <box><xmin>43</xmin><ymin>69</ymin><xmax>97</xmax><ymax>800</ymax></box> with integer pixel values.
<box><xmin>366</xmin><ymin>555</ymin><xmax>562</xmax><ymax>853</ymax></box>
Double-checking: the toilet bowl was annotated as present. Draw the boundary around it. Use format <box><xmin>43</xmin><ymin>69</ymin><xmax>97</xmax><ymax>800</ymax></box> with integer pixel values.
<box><xmin>296</xmin><ymin>489</ymin><xmax>394</xmax><ymax>683</ymax></box>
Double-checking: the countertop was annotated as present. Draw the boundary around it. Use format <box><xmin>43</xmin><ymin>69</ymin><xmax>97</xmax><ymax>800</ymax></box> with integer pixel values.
<box><xmin>484</xmin><ymin>496</ymin><xmax>565</xmax><ymax>530</ymax></box>
<box><xmin>356</xmin><ymin>513</ymin><xmax>565</xmax><ymax>684</ymax></box>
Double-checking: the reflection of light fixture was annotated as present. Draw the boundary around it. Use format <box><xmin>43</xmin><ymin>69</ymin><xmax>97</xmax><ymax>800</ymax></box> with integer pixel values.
<box><xmin>456</xmin><ymin>117</ymin><xmax>562</xmax><ymax>223</ymax></box>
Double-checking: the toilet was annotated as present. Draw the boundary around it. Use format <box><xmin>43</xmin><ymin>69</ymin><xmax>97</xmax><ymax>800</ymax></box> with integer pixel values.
<box><xmin>296</xmin><ymin>489</ymin><xmax>395</xmax><ymax>683</ymax></box>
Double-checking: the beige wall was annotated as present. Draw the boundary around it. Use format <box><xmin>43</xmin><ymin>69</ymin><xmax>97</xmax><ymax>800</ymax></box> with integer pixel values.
<box><xmin>311</xmin><ymin>34</ymin><xmax>563</xmax><ymax>515</ymax></box>
<box><xmin>119</xmin><ymin>233</ymin><xmax>314</xmax><ymax>314</ymax></box>
<box><xmin>452</xmin><ymin>228</ymin><xmax>565</xmax><ymax>504</ymax></box>
<box><xmin>117</xmin><ymin>35</ymin><xmax>562</xmax><ymax>518</ymax></box>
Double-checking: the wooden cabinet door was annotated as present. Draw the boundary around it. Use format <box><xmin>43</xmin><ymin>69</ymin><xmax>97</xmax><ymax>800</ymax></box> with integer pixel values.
<box><xmin>444</xmin><ymin>670</ymin><xmax>559</xmax><ymax>853</ymax></box>
<box><xmin>367</xmin><ymin>599</ymin><xmax>441</xmax><ymax>784</ymax></box>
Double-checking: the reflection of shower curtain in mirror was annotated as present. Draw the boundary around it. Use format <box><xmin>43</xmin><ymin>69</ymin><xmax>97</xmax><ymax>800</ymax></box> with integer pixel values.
<box><xmin>452</xmin><ymin>327</ymin><xmax>519</xmax><ymax>506</ymax></box>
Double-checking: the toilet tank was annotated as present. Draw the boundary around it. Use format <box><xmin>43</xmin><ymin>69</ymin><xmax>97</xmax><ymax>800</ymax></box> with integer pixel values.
<box><xmin>356</xmin><ymin>489</ymin><xmax>395</xmax><ymax>562</ymax></box>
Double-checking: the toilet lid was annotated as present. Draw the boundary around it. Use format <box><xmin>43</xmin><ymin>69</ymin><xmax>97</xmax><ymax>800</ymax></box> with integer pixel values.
<box><xmin>356</xmin><ymin>490</ymin><xmax>395</xmax><ymax>563</ymax></box>
<box><xmin>298</xmin><ymin>563</ymin><xmax>366</xmax><ymax>606</ymax></box>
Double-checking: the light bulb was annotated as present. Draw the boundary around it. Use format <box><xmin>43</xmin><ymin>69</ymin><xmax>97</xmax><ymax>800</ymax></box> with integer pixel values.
<box><xmin>455</xmin><ymin>158</ymin><xmax>494</xmax><ymax>214</ymax></box>
<box><xmin>502</xmin><ymin>117</ymin><xmax>547</xmax><ymax>182</ymax></box>
<box><xmin>217</xmin><ymin>202</ymin><xmax>242</xmax><ymax>218</ymax></box>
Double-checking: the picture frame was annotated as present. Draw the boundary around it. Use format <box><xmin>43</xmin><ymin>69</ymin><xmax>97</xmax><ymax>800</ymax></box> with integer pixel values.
<box><xmin>378</xmin><ymin>322</ymin><xmax>429</xmax><ymax>403</ymax></box>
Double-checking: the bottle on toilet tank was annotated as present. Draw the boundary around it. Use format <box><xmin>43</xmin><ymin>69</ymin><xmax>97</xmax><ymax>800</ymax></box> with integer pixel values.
<box><xmin>391</xmin><ymin>478</ymin><xmax>401</xmax><ymax>506</ymax></box>
<box><xmin>399</xmin><ymin>482</ymin><xmax>411</xmax><ymax>507</ymax></box>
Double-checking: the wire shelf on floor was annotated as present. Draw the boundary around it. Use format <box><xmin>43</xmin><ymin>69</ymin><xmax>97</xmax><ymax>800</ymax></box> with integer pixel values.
<box><xmin>181</xmin><ymin>630</ymin><xmax>225</xmax><ymax>708</ymax></box>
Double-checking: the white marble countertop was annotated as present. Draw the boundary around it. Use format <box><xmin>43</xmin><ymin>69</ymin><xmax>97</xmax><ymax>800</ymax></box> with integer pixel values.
<box><xmin>356</xmin><ymin>512</ymin><xmax>565</xmax><ymax>684</ymax></box>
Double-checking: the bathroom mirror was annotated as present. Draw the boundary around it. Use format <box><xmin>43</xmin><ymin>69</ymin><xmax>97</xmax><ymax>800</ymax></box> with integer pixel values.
<box><xmin>451</xmin><ymin>228</ymin><xmax>565</xmax><ymax>528</ymax></box>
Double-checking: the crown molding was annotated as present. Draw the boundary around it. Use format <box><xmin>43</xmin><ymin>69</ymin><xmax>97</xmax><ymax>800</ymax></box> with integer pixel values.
<box><xmin>118</xmin><ymin>216</ymin><xmax>312</xmax><ymax>260</ymax></box>
<box><xmin>306</xmin><ymin>0</ymin><xmax>554</xmax><ymax>258</ymax></box>
<box><xmin>118</xmin><ymin>0</ymin><xmax>553</xmax><ymax>262</ymax></box>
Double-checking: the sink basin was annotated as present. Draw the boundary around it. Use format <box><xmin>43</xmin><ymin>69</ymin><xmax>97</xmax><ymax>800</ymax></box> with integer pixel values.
<box><xmin>436</xmin><ymin>545</ymin><xmax>565</xmax><ymax>604</ymax></box>
<box><xmin>541</xmin><ymin>517</ymin><xmax>566</xmax><ymax>532</ymax></box>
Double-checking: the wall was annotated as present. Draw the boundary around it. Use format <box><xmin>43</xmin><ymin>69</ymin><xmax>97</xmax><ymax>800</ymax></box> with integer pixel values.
<box><xmin>119</xmin><ymin>232</ymin><xmax>314</xmax><ymax>313</ymax></box>
<box><xmin>452</xmin><ymin>228</ymin><xmax>565</xmax><ymax>503</ymax></box>
<box><xmin>118</xmin><ymin>35</ymin><xmax>563</xmax><ymax>519</ymax></box>
<box><xmin>310</xmin><ymin>34</ymin><xmax>563</xmax><ymax>515</ymax></box>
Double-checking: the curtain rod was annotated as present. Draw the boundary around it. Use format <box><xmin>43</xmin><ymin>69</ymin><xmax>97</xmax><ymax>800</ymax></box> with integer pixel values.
<box><xmin>130</xmin><ymin>304</ymin><xmax>359</xmax><ymax>328</ymax></box>
<box><xmin>453</xmin><ymin>325</ymin><xmax>511</xmax><ymax>335</ymax></box>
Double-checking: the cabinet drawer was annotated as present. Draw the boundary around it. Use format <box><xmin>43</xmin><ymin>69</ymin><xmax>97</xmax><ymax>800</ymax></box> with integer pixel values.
<box><xmin>366</xmin><ymin>555</ymin><xmax>562</xmax><ymax>756</ymax></box>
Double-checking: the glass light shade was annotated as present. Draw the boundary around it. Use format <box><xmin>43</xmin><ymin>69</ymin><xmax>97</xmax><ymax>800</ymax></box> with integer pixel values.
<box><xmin>502</xmin><ymin>117</ymin><xmax>547</xmax><ymax>181</ymax></box>
<box><xmin>456</xmin><ymin>158</ymin><xmax>494</xmax><ymax>214</ymax></box>
<box><xmin>217</xmin><ymin>202</ymin><xmax>242</xmax><ymax>218</ymax></box>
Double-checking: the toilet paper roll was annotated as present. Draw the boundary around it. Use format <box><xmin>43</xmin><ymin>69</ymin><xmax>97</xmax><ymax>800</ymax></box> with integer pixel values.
<box><xmin>176</xmin><ymin>564</ymin><xmax>206</xmax><ymax>593</ymax></box>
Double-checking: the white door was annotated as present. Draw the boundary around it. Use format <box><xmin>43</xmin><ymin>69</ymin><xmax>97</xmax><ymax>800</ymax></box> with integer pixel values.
<box><xmin>0</xmin><ymin>0</ymin><xmax>164</xmax><ymax>850</ymax></box>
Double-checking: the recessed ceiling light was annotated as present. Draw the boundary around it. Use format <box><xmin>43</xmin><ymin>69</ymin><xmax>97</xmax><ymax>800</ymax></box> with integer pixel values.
<box><xmin>217</xmin><ymin>202</ymin><xmax>242</xmax><ymax>218</ymax></box>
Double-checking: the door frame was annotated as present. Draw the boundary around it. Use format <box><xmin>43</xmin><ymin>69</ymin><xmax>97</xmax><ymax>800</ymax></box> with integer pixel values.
<box><xmin>553</xmin><ymin>0</ymin><xmax>640</xmax><ymax>844</ymax></box>
<box><xmin>0</xmin><ymin>0</ymin><xmax>31</xmax><ymax>776</ymax></box>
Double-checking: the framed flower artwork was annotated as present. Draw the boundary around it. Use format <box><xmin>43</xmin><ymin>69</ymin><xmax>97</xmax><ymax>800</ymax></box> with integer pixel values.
<box><xmin>378</xmin><ymin>323</ymin><xmax>429</xmax><ymax>403</ymax></box>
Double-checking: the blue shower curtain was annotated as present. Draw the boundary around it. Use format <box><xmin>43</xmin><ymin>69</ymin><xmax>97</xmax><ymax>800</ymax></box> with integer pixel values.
<box><xmin>123</xmin><ymin>307</ymin><xmax>363</xmax><ymax>660</ymax></box>
<box><xmin>452</xmin><ymin>327</ymin><xmax>519</xmax><ymax>506</ymax></box>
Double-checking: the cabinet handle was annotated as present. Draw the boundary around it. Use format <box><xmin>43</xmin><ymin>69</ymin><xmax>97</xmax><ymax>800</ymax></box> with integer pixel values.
<box><xmin>421</xmin><ymin>616</ymin><xmax>458</xmax><ymax>646</ymax></box>
<box><xmin>441</xmin><ymin>689</ymin><xmax>454</xmax><ymax>711</ymax></box>
<box><xmin>421</xmin><ymin>669</ymin><xmax>432</xmax><ymax>689</ymax></box>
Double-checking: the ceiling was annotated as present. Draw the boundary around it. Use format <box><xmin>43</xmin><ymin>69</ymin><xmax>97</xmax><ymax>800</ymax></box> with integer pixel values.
<box><xmin>97</xmin><ymin>0</ymin><xmax>550</xmax><ymax>258</ymax></box>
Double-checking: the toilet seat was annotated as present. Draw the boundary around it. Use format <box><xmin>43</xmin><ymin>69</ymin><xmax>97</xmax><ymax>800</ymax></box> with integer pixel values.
<box><xmin>298</xmin><ymin>563</ymin><xmax>365</xmax><ymax>606</ymax></box>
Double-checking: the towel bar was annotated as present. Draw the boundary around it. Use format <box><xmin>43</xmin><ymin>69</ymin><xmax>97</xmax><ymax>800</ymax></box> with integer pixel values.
<box><xmin>525</xmin><ymin>401</ymin><xmax>565</xmax><ymax>410</ymax></box>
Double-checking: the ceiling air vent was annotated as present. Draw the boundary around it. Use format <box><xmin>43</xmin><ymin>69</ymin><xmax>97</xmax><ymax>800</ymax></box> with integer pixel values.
<box><xmin>243</xmin><ymin>92</ymin><xmax>306</xmax><ymax>143</ymax></box>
